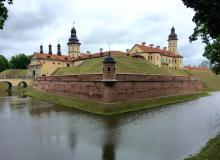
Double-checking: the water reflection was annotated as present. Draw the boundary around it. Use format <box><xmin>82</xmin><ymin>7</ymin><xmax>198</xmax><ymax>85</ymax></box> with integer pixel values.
<box><xmin>0</xmin><ymin>90</ymin><xmax>12</xmax><ymax>96</ymax></box>
<box><xmin>0</xmin><ymin>90</ymin><xmax>27</xmax><ymax>97</ymax></box>
<box><xmin>102</xmin><ymin>117</ymin><xmax>119</xmax><ymax>160</ymax></box>
<box><xmin>0</xmin><ymin>92</ymin><xmax>220</xmax><ymax>160</ymax></box>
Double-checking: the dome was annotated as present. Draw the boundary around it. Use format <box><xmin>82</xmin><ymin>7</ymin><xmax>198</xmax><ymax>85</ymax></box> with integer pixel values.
<box><xmin>67</xmin><ymin>25</ymin><xmax>81</xmax><ymax>45</ymax></box>
<box><xmin>103</xmin><ymin>55</ymin><xmax>116</xmax><ymax>64</ymax></box>
<box><xmin>168</xmin><ymin>27</ymin><xmax>178</xmax><ymax>40</ymax></box>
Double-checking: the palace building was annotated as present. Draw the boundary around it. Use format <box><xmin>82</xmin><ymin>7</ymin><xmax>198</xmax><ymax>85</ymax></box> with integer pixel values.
<box><xmin>28</xmin><ymin>25</ymin><xmax>184</xmax><ymax>77</ymax></box>
<box><xmin>128</xmin><ymin>27</ymin><xmax>183</xmax><ymax>69</ymax></box>
<box><xmin>28</xmin><ymin>24</ymin><xmax>82</xmax><ymax>77</ymax></box>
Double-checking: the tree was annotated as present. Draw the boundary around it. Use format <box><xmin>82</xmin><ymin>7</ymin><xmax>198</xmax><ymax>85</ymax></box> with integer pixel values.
<box><xmin>9</xmin><ymin>53</ymin><xmax>31</xmax><ymax>69</ymax></box>
<box><xmin>0</xmin><ymin>0</ymin><xmax>13</xmax><ymax>29</ymax></box>
<box><xmin>199</xmin><ymin>60</ymin><xmax>210</xmax><ymax>68</ymax></box>
<box><xmin>0</xmin><ymin>54</ymin><xmax>9</xmax><ymax>72</ymax></box>
<box><xmin>182</xmin><ymin>0</ymin><xmax>220</xmax><ymax>74</ymax></box>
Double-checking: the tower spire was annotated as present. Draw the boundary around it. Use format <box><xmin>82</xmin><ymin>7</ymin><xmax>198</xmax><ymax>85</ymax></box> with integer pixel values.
<box><xmin>168</xmin><ymin>26</ymin><xmax>178</xmax><ymax>53</ymax></box>
<box><xmin>67</xmin><ymin>23</ymin><xmax>81</xmax><ymax>58</ymax></box>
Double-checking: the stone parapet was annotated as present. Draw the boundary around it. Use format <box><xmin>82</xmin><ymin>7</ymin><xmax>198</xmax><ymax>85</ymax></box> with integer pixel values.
<box><xmin>35</xmin><ymin>74</ymin><xmax>203</xmax><ymax>103</ymax></box>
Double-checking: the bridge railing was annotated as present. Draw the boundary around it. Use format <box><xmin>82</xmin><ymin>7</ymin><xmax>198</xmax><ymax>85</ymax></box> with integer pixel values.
<box><xmin>0</xmin><ymin>75</ymin><xmax>34</xmax><ymax>79</ymax></box>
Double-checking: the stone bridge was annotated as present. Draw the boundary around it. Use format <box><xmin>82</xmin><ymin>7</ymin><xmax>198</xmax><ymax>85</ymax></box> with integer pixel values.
<box><xmin>0</xmin><ymin>75</ymin><xmax>33</xmax><ymax>90</ymax></box>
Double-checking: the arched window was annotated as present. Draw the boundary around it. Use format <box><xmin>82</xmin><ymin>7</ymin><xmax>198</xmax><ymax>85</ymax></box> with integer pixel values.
<box><xmin>107</xmin><ymin>67</ymin><xmax>111</xmax><ymax>72</ymax></box>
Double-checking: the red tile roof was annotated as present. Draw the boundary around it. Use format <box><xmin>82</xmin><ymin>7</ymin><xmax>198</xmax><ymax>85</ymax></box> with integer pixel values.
<box><xmin>136</xmin><ymin>44</ymin><xmax>183</xmax><ymax>58</ymax></box>
<box><xmin>32</xmin><ymin>53</ymin><xmax>73</xmax><ymax>61</ymax></box>
<box><xmin>32</xmin><ymin>51</ymin><xmax>126</xmax><ymax>62</ymax></box>
<box><xmin>74</xmin><ymin>51</ymin><xmax>126</xmax><ymax>61</ymax></box>
<box><xmin>184</xmin><ymin>66</ymin><xmax>210</xmax><ymax>71</ymax></box>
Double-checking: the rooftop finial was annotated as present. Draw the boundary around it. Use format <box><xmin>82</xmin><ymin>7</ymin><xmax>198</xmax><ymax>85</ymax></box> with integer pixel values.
<box><xmin>108</xmin><ymin>44</ymin><xmax>111</xmax><ymax>56</ymax></box>
<box><xmin>40</xmin><ymin>43</ymin><xmax>43</xmax><ymax>54</ymax></box>
<box><xmin>48</xmin><ymin>43</ymin><xmax>52</xmax><ymax>55</ymax></box>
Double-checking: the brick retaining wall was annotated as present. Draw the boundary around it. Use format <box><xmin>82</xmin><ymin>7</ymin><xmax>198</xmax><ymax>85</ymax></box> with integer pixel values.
<box><xmin>35</xmin><ymin>74</ymin><xmax>203</xmax><ymax>103</ymax></box>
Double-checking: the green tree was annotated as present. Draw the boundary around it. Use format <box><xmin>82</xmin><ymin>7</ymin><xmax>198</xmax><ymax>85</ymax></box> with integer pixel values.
<box><xmin>182</xmin><ymin>0</ymin><xmax>220</xmax><ymax>74</ymax></box>
<box><xmin>199</xmin><ymin>60</ymin><xmax>210</xmax><ymax>68</ymax></box>
<box><xmin>0</xmin><ymin>54</ymin><xmax>9</xmax><ymax>72</ymax></box>
<box><xmin>9</xmin><ymin>53</ymin><xmax>31</xmax><ymax>69</ymax></box>
<box><xmin>0</xmin><ymin>0</ymin><xmax>13</xmax><ymax>29</ymax></box>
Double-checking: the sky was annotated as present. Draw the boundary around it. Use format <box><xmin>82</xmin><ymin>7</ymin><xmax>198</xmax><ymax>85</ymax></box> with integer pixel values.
<box><xmin>0</xmin><ymin>0</ymin><xmax>207</xmax><ymax>65</ymax></box>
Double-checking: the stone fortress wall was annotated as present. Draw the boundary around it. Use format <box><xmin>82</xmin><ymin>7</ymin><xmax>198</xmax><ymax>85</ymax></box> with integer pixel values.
<box><xmin>35</xmin><ymin>74</ymin><xmax>203</xmax><ymax>103</ymax></box>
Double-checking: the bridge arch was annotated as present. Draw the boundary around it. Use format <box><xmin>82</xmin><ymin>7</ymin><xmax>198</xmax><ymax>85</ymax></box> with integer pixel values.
<box><xmin>17</xmin><ymin>81</ymin><xmax>28</xmax><ymax>88</ymax></box>
<box><xmin>0</xmin><ymin>81</ymin><xmax>13</xmax><ymax>90</ymax></box>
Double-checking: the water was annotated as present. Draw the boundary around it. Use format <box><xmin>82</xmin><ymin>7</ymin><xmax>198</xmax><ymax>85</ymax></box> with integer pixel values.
<box><xmin>0</xmin><ymin>92</ymin><xmax>220</xmax><ymax>160</ymax></box>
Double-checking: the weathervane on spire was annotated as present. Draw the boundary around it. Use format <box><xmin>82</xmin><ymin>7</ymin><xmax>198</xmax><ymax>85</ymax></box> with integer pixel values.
<box><xmin>108</xmin><ymin>43</ymin><xmax>111</xmax><ymax>56</ymax></box>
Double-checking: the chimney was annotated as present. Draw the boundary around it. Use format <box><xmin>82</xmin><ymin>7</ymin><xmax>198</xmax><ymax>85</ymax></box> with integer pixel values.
<box><xmin>57</xmin><ymin>43</ymin><xmax>61</xmax><ymax>56</ymax></box>
<box><xmin>48</xmin><ymin>44</ymin><xmax>52</xmax><ymax>55</ymax></box>
<box><xmin>149</xmin><ymin>44</ymin><xmax>154</xmax><ymax>47</ymax></box>
<box><xmin>156</xmin><ymin>46</ymin><xmax>160</xmax><ymax>49</ymax></box>
<box><xmin>163</xmin><ymin>47</ymin><xmax>167</xmax><ymax>50</ymax></box>
<box><xmin>141</xmin><ymin>42</ymin><xmax>146</xmax><ymax>45</ymax></box>
<box><xmin>40</xmin><ymin>44</ymin><xmax>43</xmax><ymax>54</ymax></box>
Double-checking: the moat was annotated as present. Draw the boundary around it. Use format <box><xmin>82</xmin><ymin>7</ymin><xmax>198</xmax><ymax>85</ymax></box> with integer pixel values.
<box><xmin>0</xmin><ymin>92</ymin><xmax>220</xmax><ymax>160</ymax></box>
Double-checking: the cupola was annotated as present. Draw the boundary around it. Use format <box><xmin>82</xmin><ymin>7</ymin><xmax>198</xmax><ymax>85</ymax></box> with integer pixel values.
<box><xmin>102</xmin><ymin>52</ymin><xmax>117</xmax><ymax>82</ymax></box>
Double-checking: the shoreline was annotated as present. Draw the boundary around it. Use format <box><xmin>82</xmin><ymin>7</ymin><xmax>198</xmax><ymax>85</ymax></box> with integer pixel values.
<box><xmin>24</xmin><ymin>88</ymin><xmax>209</xmax><ymax>116</ymax></box>
<box><xmin>185</xmin><ymin>133</ymin><xmax>220</xmax><ymax>160</ymax></box>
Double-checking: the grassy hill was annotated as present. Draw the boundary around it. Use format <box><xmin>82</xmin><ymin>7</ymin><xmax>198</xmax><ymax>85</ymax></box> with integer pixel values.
<box><xmin>0</xmin><ymin>69</ymin><xmax>28</xmax><ymax>76</ymax></box>
<box><xmin>186</xmin><ymin>70</ymin><xmax>220</xmax><ymax>91</ymax></box>
<box><xmin>54</xmin><ymin>55</ymin><xmax>188</xmax><ymax>75</ymax></box>
<box><xmin>53</xmin><ymin>55</ymin><xmax>220</xmax><ymax>92</ymax></box>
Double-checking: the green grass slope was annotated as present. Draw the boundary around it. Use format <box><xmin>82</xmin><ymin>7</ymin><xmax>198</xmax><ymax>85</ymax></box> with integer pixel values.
<box><xmin>186</xmin><ymin>70</ymin><xmax>220</xmax><ymax>91</ymax></box>
<box><xmin>54</xmin><ymin>55</ymin><xmax>188</xmax><ymax>75</ymax></box>
<box><xmin>53</xmin><ymin>55</ymin><xmax>220</xmax><ymax>92</ymax></box>
<box><xmin>185</xmin><ymin>134</ymin><xmax>220</xmax><ymax>160</ymax></box>
<box><xmin>0</xmin><ymin>69</ymin><xmax>28</xmax><ymax>76</ymax></box>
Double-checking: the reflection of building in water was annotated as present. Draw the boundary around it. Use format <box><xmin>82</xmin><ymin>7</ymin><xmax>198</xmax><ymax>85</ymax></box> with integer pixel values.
<box><xmin>102</xmin><ymin>117</ymin><xmax>120</xmax><ymax>160</ymax></box>
<box><xmin>68</xmin><ymin>129</ymin><xmax>76</xmax><ymax>152</ymax></box>
<box><xmin>28</xmin><ymin>102</ymin><xmax>70</xmax><ymax>117</ymax></box>
<box><xmin>102</xmin><ymin>143</ymin><xmax>115</xmax><ymax>160</ymax></box>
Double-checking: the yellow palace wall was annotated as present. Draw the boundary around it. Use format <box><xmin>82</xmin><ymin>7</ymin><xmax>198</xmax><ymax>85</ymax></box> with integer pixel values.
<box><xmin>40</xmin><ymin>59</ymin><xmax>73</xmax><ymax>76</ymax></box>
<box><xmin>129</xmin><ymin>45</ymin><xmax>183</xmax><ymax>69</ymax></box>
<box><xmin>29</xmin><ymin>59</ymin><xmax>73</xmax><ymax>76</ymax></box>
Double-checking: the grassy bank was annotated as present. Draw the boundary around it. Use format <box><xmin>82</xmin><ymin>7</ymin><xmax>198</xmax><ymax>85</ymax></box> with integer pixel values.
<box><xmin>185</xmin><ymin>134</ymin><xmax>220</xmax><ymax>160</ymax></box>
<box><xmin>0</xmin><ymin>69</ymin><xmax>28</xmax><ymax>76</ymax></box>
<box><xmin>54</xmin><ymin>55</ymin><xmax>189</xmax><ymax>76</ymax></box>
<box><xmin>24</xmin><ymin>88</ymin><xmax>208</xmax><ymax>115</ymax></box>
<box><xmin>186</xmin><ymin>70</ymin><xmax>220</xmax><ymax>92</ymax></box>
<box><xmin>53</xmin><ymin>55</ymin><xmax>220</xmax><ymax>92</ymax></box>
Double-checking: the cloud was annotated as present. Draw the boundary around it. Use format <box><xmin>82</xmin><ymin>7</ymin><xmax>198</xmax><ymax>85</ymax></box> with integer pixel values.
<box><xmin>0</xmin><ymin>0</ymin><xmax>205</xmax><ymax>65</ymax></box>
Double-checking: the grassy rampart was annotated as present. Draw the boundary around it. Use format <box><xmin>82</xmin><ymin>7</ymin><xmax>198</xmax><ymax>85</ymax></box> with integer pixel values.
<box><xmin>24</xmin><ymin>88</ymin><xmax>208</xmax><ymax>116</ymax></box>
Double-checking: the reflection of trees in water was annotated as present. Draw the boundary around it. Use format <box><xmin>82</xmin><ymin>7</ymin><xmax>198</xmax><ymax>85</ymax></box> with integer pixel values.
<box><xmin>0</xmin><ymin>90</ymin><xmax>12</xmax><ymax>97</ymax></box>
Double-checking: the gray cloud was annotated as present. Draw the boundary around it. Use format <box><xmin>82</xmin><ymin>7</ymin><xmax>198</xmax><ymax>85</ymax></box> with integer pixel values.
<box><xmin>0</xmin><ymin>0</ymin><xmax>206</xmax><ymax>66</ymax></box>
